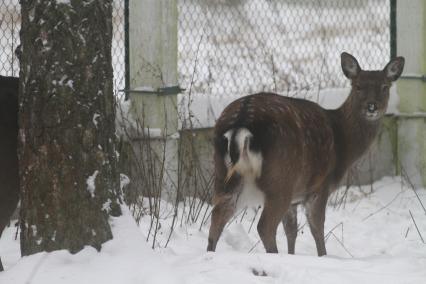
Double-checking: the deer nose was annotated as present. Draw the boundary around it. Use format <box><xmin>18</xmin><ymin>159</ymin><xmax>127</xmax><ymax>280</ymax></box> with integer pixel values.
<box><xmin>367</xmin><ymin>102</ymin><xmax>378</xmax><ymax>112</ymax></box>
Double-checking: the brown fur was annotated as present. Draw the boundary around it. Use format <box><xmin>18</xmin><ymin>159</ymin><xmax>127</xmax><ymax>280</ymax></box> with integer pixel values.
<box><xmin>0</xmin><ymin>76</ymin><xmax>19</xmax><ymax>271</ymax></box>
<box><xmin>207</xmin><ymin>53</ymin><xmax>405</xmax><ymax>256</ymax></box>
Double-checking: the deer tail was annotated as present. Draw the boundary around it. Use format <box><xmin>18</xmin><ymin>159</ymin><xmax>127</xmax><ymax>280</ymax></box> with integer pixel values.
<box><xmin>223</xmin><ymin>128</ymin><xmax>262</xmax><ymax>185</ymax></box>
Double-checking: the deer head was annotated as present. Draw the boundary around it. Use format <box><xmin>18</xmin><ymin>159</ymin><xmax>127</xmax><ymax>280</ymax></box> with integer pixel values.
<box><xmin>341</xmin><ymin>52</ymin><xmax>404</xmax><ymax>122</ymax></box>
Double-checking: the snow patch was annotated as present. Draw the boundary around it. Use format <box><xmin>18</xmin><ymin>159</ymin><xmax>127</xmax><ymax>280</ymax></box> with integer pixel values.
<box><xmin>102</xmin><ymin>199</ymin><xmax>112</xmax><ymax>213</ymax></box>
<box><xmin>92</xmin><ymin>113</ymin><xmax>100</xmax><ymax>128</ymax></box>
<box><xmin>56</xmin><ymin>0</ymin><xmax>71</xmax><ymax>5</ymax></box>
<box><xmin>65</xmin><ymin>80</ymin><xmax>73</xmax><ymax>89</ymax></box>
<box><xmin>144</xmin><ymin>128</ymin><xmax>162</xmax><ymax>138</ymax></box>
<box><xmin>31</xmin><ymin>225</ymin><xmax>37</xmax><ymax>237</ymax></box>
<box><xmin>86</xmin><ymin>170</ymin><xmax>99</xmax><ymax>198</ymax></box>
<box><xmin>133</xmin><ymin>86</ymin><xmax>155</xmax><ymax>92</ymax></box>
<box><xmin>120</xmin><ymin>174</ymin><xmax>130</xmax><ymax>191</ymax></box>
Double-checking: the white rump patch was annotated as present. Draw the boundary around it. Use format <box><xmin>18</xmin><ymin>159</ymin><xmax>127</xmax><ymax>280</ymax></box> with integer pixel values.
<box><xmin>224</xmin><ymin>130</ymin><xmax>234</xmax><ymax>153</ymax></box>
<box><xmin>223</xmin><ymin>130</ymin><xmax>234</xmax><ymax>167</ymax></box>
<box><xmin>236</xmin><ymin>176</ymin><xmax>264</xmax><ymax>210</ymax></box>
<box><xmin>225</xmin><ymin>128</ymin><xmax>264</xmax><ymax>209</ymax></box>
<box><xmin>233</xmin><ymin>128</ymin><xmax>262</xmax><ymax>179</ymax></box>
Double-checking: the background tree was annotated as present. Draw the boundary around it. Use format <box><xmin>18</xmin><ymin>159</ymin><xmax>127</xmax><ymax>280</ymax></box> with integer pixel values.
<box><xmin>19</xmin><ymin>0</ymin><xmax>121</xmax><ymax>256</ymax></box>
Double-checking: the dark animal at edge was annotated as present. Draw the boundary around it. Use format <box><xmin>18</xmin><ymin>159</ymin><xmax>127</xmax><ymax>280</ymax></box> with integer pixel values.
<box><xmin>0</xmin><ymin>76</ymin><xmax>19</xmax><ymax>271</ymax></box>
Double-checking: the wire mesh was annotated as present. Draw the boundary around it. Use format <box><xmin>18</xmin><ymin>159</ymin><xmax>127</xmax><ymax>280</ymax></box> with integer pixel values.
<box><xmin>178</xmin><ymin>0</ymin><xmax>391</xmax><ymax>98</ymax></box>
<box><xmin>2</xmin><ymin>1</ymin><xmax>392</xmax><ymax>99</ymax></box>
<box><xmin>112</xmin><ymin>0</ymin><xmax>125</xmax><ymax>93</ymax></box>
<box><xmin>0</xmin><ymin>0</ymin><xmax>126</xmax><ymax>93</ymax></box>
<box><xmin>0</xmin><ymin>0</ymin><xmax>20</xmax><ymax>77</ymax></box>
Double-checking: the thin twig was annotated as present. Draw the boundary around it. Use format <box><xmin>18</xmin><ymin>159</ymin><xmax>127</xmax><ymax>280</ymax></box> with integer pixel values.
<box><xmin>248</xmin><ymin>207</ymin><xmax>260</xmax><ymax>233</ymax></box>
<box><xmin>329</xmin><ymin>232</ymin><xmax>354</xmax><ymax>258</ymax></box>
<box><xmin>14</xmin><ymin>220</ymin><xmax>19</xmax><ymax>241</ymax></box>
<box><xmin>409</xmin><ymin>210</ymin><xmax>425</xmax><ymax>243</ymax></box>
<box><xmin>362</xmin><ymin>191</ymin><xmax>403</xmax><ymax>221</ymax></box>
<box><xmin>401</xmin><ymin>166</ymin><xmax>426</xmax><ymax>215</ymax></box>
<box><xmin>404</xmin><ymin>227</ymin><xmax>410</xmax><ymax>238</ymax></box>
<box><xmin>248</xmin><ymin>240</ymin><xmax>261</xmax><ymax>253</ymax></box>
<box><xmin>325</xmin><ymin>222</ymin><xmax>343</xmax><ymax>240</ymax></box>
<box><xmin>226</xmin><ymin>208</ymin><xmax>246</xmax><ymax>228</ymax></box>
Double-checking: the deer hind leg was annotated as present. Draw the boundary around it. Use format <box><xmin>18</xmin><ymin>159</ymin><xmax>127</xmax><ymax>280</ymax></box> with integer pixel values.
<box><xmin>207</xmin><ymin>194</ymin><xmax>237</xmax><ymax>252</ymax></box>
<box><xmin>257</xmin><ymin>195</ymin><xmax>291</xmax><ymax>253</ymax></box>
<box><xmin>305</xmin><ymin>189</ymin><xmax>328</xmax><ymax>256</ymax></box>
<box><xmin>282</xmin><ymin>204</ymin><xmax>298</xmax><ymax>254</ymax></box>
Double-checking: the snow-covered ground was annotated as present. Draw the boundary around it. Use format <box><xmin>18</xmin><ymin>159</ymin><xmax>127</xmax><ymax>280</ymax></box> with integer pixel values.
<box><xmin>1</xmin><ymin>176</ymin><xmax>425</xmax><ymax>283</ymax></box>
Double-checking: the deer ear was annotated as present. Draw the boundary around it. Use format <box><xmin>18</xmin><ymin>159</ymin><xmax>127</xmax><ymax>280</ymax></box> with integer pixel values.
<box><xmin>341</xmin><ymin>52</ymin><xmax>361</xmax><ymax>79</ymax></box>
<box><xmin>383</xmin><ymin>57</ymin><xmax>405</xmax><ymax>81</ymax></box>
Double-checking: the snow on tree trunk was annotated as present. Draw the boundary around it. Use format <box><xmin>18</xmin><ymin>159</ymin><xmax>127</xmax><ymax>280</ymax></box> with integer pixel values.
<box><xmin>19</xmin><ymin>0</ymin><xmax>121</xmax><ymax>256</ymax></box>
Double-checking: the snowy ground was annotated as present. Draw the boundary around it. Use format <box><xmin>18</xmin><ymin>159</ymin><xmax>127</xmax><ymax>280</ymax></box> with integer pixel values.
<box><xmin>1</xmin><ymin>176</ymin><xmax>425</xmax><ymax>283</ymax></box>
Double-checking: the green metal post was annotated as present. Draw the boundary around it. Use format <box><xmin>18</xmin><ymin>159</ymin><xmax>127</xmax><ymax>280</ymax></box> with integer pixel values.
<box><xmin>390</xmin><ymin>0</ymin><xmax>397</xmax><ymax>59</ymax></box>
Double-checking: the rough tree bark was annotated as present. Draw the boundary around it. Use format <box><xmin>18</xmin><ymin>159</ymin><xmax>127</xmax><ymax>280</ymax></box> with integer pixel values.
<box><xmin>19</xmin><ymin>0</ymin><xmax>121</xmax><ymax>256</ymax></box>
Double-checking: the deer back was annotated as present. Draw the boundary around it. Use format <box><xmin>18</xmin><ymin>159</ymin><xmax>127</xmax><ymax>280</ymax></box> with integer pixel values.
<box><xmin>214</xmin><ymin>93</ymin><xmax>337</xmax><ymax>198</ymax></box>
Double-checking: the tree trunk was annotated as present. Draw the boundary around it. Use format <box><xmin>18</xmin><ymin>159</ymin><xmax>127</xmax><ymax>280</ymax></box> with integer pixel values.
<box><xmin>19</xmin><ymin>0</ymin><xmax>121</xmax><ymax>256</ymax></box>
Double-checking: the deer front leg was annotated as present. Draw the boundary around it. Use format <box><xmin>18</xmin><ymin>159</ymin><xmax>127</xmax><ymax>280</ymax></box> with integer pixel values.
<box><xmin>305</xmin><ymin>189</ymin><xmax>328</xmax><ymax>256</ymax></box>
<box><xmin>282</xmin><ymin>204</ymin><xmax>298</xmax><ymax>254</ymax></box>
<box><xmin>207</xmin><ymin>195</ymin><xmax>236</xmax><ymax>252</ymax></box>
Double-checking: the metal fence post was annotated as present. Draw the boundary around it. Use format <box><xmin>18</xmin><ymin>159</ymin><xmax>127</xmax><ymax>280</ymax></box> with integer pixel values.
<box><xmin>390</xmin><ymin>0</ymin><xmax>397</xmax><ymax>59</ymax></box>
<box><xmin>124</xmin><ymin>0</ymin><xmax>130</xmax><ymax>95</ymax></box>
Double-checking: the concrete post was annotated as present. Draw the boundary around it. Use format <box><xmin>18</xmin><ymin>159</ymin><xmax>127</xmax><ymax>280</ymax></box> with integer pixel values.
<box><xmin>128</xmin><ymin>0</ymin><xmax>179</xmax><ymax>200</ymax></box>
<box><xmin>129</xmin><ymin>0</ymin><xmax>178</xmax><ymax>133</ymax></box>
<box><xmin>396</xmin><ymin>0</ymin><xmax>426</xmax><ymax>187</ymax></box>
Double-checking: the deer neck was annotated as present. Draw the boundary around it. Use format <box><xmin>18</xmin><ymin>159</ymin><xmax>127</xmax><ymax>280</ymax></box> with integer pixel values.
<box><xmin>335</xmin><ymin>92</ymin><xmax>381</xmax><ymax>166</ymax></box>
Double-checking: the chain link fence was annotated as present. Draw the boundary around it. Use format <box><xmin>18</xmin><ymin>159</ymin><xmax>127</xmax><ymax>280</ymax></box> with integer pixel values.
<box><xmin>0</xmin><ymin>0</ymin><xmax>20</xmax><ymax>77</ymax></box>
<box><xmin>0</xmin><ymin>0</ymin><xmax>126</xmax><ymax>93</ymax></box>
<box><xmin>112</xmin><ymin>0</ymin><xmax>126</xmax><ymax>93</ymax></box>
<box><xmin>2</xmin><ymin>1</ymin><xmax>392</xmax><ymax>104</ymax></box>
<box><xmin>178</xmin><ymin>0</ymin><xmax>391</xmax><ymax>98</ymax></box>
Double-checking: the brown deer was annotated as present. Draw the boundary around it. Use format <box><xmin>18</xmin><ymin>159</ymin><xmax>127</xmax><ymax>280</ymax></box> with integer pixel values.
<box><xmin>0</xmin><ymin>76</ymin><xmax>19</xmax><ymax>271</ymax></box>
<box><xmin>207</xmin><ymin>52</ymin><xmax>404</xmax><ymax>256</ymax></box>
